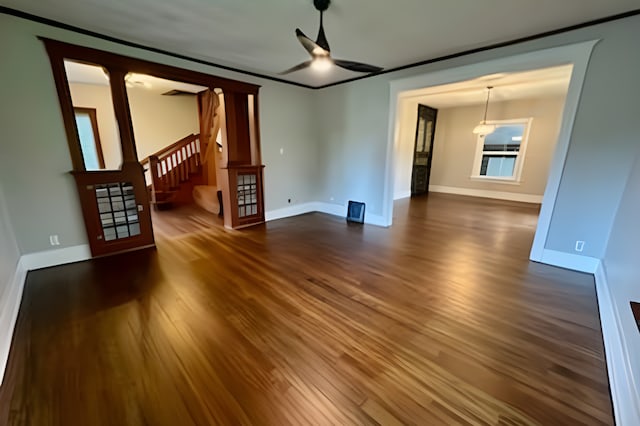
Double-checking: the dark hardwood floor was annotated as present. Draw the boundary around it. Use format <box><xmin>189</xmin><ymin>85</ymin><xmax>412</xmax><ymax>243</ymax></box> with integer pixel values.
<box><xmin>150</xmin><ymin>203</ymin><xmax>224</xmax><ymax>240</ymax></box>
<box><xmin>0</xmin><ymin>194</ymin><xmax>613</xmax><ymax>425</ymax></box>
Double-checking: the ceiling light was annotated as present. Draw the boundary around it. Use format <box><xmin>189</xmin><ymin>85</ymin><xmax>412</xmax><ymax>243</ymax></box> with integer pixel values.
<box><xmin>472</xmin><ymin>86</ymin><xmax>496</xmax><ymax>136</ymax></box>
<box><xmin>311</xmin><ymin>56</ymin><xmax>332</xmax><ymax>72</ymax></box>
<box><xmin>125</xmin><ymin>73</ymin><xmax>152</xmax><ymax>89</ymax></box>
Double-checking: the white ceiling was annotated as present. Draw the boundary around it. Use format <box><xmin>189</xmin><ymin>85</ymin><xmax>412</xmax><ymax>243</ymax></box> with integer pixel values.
<box><xmin>3</xmin><ymin>0</ymin><xmax>639</xmax><ymax>87</ymax></box>
<box><xmin>64</xmin><ymin>61</ymin><xmax>572</xmax><ymax>108</ymax></box>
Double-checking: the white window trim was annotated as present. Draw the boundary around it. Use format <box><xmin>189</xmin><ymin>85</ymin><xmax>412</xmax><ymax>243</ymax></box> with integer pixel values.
<box><xmin>470</xmin><ymin>117</ymin><xmax>533</xmax><ymax>183</ymax></box>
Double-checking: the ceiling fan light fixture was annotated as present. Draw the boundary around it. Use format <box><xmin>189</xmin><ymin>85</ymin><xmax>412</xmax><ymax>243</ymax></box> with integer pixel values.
<box><xmin>279</xmin><ymin>0</ymin><xmax>382</xmax><ymax>75</ymax></box>
<box><xmin>311</xmin><ymin>56</ymin><xmax>332</xmax><ymax>72</ymax></box>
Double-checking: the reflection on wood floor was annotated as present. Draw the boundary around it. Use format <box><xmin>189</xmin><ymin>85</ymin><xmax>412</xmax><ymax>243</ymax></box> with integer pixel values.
<box><xmin>150</xmin><ymin>203</ymin><xmax>223</xmax><ymax>240</ymax></box>
<box><xmin>0</xmin><ymin>193</ymin><xmax>613</xmax><ymax>425</ymax></box>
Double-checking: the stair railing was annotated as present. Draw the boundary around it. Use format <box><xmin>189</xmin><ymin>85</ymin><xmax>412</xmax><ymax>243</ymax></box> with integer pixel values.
<box><xmin>140</xmin><ymin>133</ymin><xmax>201</xmax><ymax>203</ymax></box>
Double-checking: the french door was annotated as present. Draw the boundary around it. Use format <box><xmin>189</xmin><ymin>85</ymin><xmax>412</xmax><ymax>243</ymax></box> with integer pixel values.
<box><xmin>411</xmin><ymin>104</ymin><xmax>438</xmax><ymax>196</ymax></box>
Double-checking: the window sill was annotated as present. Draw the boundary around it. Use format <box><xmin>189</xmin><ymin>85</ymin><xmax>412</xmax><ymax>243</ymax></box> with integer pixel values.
<box><xmin>470</xmin><ymin>176</ymin><xmax>522</xmax><ymax>185</ymax></box>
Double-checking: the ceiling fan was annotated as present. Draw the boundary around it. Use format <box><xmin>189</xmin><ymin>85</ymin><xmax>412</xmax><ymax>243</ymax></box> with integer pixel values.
<box><xmin>280</xmin><ymin>0</ymin><xmax>383</xmax><ymax>75</ymax></box>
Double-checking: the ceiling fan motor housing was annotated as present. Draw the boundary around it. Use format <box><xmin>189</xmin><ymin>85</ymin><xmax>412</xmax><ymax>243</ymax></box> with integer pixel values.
<box><xmin>314</xmin><ymin>0</ymin><xmax>330</xmax><ymax>12</ymax></box>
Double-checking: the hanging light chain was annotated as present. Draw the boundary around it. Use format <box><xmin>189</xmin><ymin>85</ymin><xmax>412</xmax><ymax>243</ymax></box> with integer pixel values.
<box><xmin>482</xmin><ymin>86</ymin><xmax>493</xmax><ymax>124</ymax></box>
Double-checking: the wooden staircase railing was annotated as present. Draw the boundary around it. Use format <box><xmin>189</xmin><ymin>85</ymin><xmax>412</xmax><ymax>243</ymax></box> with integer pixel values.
<box><xmin>140</xmin><ymin>133</ymin><xmax>202</xmax><ymax>207</ymax></box>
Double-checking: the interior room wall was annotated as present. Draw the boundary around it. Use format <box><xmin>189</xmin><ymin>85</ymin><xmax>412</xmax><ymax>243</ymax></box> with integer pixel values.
<box><xmin>0</xmin><ymin>182</ymin><xmax>22</xmax><ymax>384</ymax></box>
<box><xmin>0</xmin><ymin>182</ymin><xmax>20</xmax><ymax>300</ymax></box>
<box><xmin>69</xmin><ymin>83</ymin><xmax>122</xmax><ymax>169</ymax></box>
<box><xmin>1</xmin><ymin>11</ymin><xmax>639</xmax><ymax>261</ymax></box>
<box><xmin>69</xmin><ymin>83</ymin><xmax>201</xmax><ymax>166</ymax></box>
<box><xmin>602</xmin><ymin>146</ymin><xmax>640</xmax><ymax>416</ymax></box>
<box><xmin>316</xmin><ymin>13</ymin><xmax>640</xmax><ymax>260</ymax></box>
<box><xmin>0</xmin><ymin>12</ymin><xmax>320</xmax><ymax>255</ymax></box>
<box><xmin>126</xmin><ymin>87</ymin><xmax>200</xmax><ymax>160</ymax></box>
<box><xmin>393</xmin><ymin>95</ymin><xmax>566</xmax><ymax>199</ymax></box>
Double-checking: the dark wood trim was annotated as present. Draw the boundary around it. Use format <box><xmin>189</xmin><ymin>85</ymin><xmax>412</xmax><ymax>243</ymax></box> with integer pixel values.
<box><xmin>223</xmin><ymin>92</ymin><xmax>252</xmax><ymax>165</ymax></box>
<box><xmin>632</xmin><ymin>302</ymin><xmax>640</xmax><ymax>333</ymax></box>
<box><xmin>225</xmin><ymin>164</ymin><xmax>265</xmax><ymax>228</ymax></box>
<box><xmin>73</xmin><ymin>107</ymin><xmax>106</xmax><ymax>169</ymax></box>
<box><xmin>43</xmin><ymin>37</ymin><xmax>265</xmax><ymax>241</ymax></box>
<box><xmin>40</xmin><ymin>38</ymin><xmax>261</xmax><ymax>94</ymax></box>
<box><xmin>44</xmin><ymin>41</ymin><xmax>85</xmax><ymax>170</ymax></box>
<box><xmin>2</xmin><ymin>5</ymin><xmax>639</xmax><ymax>90</ymax></box>
<box><xmin>251</xmin><ymin>94</ymin><xmax>263</xmax><ymax>166</ymax></box>
<box><xmin>107</xmin><ymin>68</ymin><xmax>138</xmax><ymax>163</ymax></box>
<box><xmin>70</xmin><ymin>163</ymin><xmax>155</xmax><ymax>257</ymax></box>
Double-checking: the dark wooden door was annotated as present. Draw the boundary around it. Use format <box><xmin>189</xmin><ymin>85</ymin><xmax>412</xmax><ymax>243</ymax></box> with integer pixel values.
<box><xmin>411</xmin><ymin>104</ymin><xmax>438</xmax><ymax>196</ymax></box>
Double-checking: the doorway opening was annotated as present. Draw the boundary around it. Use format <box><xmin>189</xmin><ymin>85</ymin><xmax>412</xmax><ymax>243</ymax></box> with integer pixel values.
<box><xmin>124</xmin><ymin>72</ymin><xmax>225</xmax><ymax>240</ymax></box>
<box><xmin>393</xmin><ymin>65</ymin><xmax>573</xmax><ymax>257</ymax></box>
<box><xmin>45</xmin><ymin>39</ymin><xmax>265</xmax><ymax>258</ymax></box>
<box><xmin>384</xmin><ymin>41</ymin><xmax>599</xmax><ymax>263</ymax></box>
<box><xmin>64</xmin><ymin>62</ymin><xmax>227</xmax><ymax>240</ymax></box>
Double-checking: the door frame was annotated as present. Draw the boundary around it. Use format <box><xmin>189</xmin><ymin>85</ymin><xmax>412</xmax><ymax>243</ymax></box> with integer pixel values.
<box><xmin>384</xmin><ymin>40</ymin><xmax>599</xmax><ymax>262</ymax></box>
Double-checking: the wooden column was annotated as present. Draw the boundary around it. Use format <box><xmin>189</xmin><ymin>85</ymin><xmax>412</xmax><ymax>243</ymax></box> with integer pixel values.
<box><xmin>107</xmin><ymin>68</ymin><xmax>139</xmax><ymax>164</ymax></box>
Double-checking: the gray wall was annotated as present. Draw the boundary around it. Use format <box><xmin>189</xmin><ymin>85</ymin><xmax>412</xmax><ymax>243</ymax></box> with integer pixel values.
<box><xmin>430</xmin><ymin>97</ymin><xmax>565</xmax><ymax>196</ymax></box>
<box><xmin>0</xmin><ymin>13</ymin><xmax>320</xmax><ymax>254</ymax></box>
<box><xmin>0</xmin><ymin>182</ymin><xmax>21</xmax><ymax>384</ymax></box>
<box><xmin>315</xmin><ymin>76</ymin><xmax>391</xmax><ymax>214</ymax></box>
<box><xmin>0</xmin><ymin>182</ymin><xmax>20</xmax><ymax>297</ymax></box>
<box><xmin>393</xmin><ymin>95</ymin><xmax>566</xmax><ymax>198</ymax></box>
<box><xmin>315</xmin><ymin>14</ymin><xmax>640</xmax><ymax>259</ymax></box>
<box><xmin>603</xmin><ymin>146</ymin><xmax>640</xmax><ymax>402</ymax></box>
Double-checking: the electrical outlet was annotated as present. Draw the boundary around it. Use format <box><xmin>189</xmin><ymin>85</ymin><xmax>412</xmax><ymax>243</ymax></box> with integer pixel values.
<box><xmin>49</xmin><ymin>235</ymin><xmax>60</xmax><ymax>246</ymax></box>
<box><xmin>575</xmin><ymin>240</ymin><xmax>585</xmax><ymax>252</ymax></box>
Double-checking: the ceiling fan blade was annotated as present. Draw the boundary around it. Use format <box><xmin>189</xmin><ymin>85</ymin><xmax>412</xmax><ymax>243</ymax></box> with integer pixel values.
<box><xmin>315</xmin><ymin>11</ymin><xmax>331</xmax><ymax>52</ymax></box>
<box><xmin>334</xmin><ymin>59</ymin><xmax>383</xmax><ymax>73</ymax></box>
<box><xmin>296</xmin><ymin>28</ymin><xmax>328</xmax><ymax>57</ymax></box>
<box><xmin>278</xmin><ymin>60</ymin><xmax>312</xmax><ymax>75</ymax></box>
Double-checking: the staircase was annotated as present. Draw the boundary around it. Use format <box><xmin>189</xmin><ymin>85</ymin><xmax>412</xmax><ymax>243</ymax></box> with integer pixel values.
<box><xmin>141</xmin><ymin>134</ymin><xmax>204</xmax><ymax>209</ymax></box>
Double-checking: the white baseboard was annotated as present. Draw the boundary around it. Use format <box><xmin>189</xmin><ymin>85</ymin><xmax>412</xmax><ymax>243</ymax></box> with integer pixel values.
<box><xmin>313</xmin><ymin>202</ymin><xmax>388</xmax><ymax>227</ymax></box>
<box><xmin>266</xmin><ymin>202</ymin><xmax>388</xmax><ymax>228</ymax></box>
<box><xmin>20</xmin><ymin>244</ymin><xmax>91</xmax><ymax>271</ymax></box>
<box><xmin>393</xmin><ymin>190</ymin><xmax>411</xmax><ymax>200</ymax></box>
<box><xmin>539</xmin><ymin>248</ymin><xmax>599</xmax><ymax>273</ymax></box>
<box><xmin>429</xmin><ymin>185</ymin><xmax>543</xmax><ymax>204</ymax></box>
<box><xmin>594</xmin><ymin>262</ymin><xmax>640</xmax><ymax>425</ymax></box>
<box><xmin>265</xmin><ymin>203</ymin><xmax>317</xmax><ymax>221</ymax></box>
<box><xmin>0</xmin><ymin>259</ymin><xmax>27</xmax><ymax>386</ymax></box>
<box><xmin>314</xmin><ymin>202</ymin><xmax>345</xmax><ymax>217</ymax></box>
<box><xmin>1</xmin><ymin>244</ymin><xmax>92</xmax><ymax>385</ymax></box>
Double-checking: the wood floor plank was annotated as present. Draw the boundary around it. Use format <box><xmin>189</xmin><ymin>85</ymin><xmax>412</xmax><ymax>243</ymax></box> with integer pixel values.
<box><xmin>0</xmin><ymin>195</ymin><xmax>613</xmax><ymax>425</ymax></box>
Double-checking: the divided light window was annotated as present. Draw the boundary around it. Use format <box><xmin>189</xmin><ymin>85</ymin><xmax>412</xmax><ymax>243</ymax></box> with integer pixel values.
<box><xmin>471</xmin><ymin>119</ymin><xmax>532</xmax><ymax>182</ymax></box>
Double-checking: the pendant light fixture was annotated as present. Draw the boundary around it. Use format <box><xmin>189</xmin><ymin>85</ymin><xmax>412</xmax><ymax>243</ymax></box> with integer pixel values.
<box><xmin>472</xmin><ymin>86</ymin><xmax>496</xmax><ymax>136</ymax></box>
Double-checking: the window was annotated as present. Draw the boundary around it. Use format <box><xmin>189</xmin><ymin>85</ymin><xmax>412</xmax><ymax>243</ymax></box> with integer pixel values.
<box><xmin>471</xmin><ymin>118</ymin><xmax>532</xmax><ymax>182</ymax></box>
<box><xmin>74</xmin><ymin>107</ymin><xmax>106</xmax><ymax>170</ymax></box>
